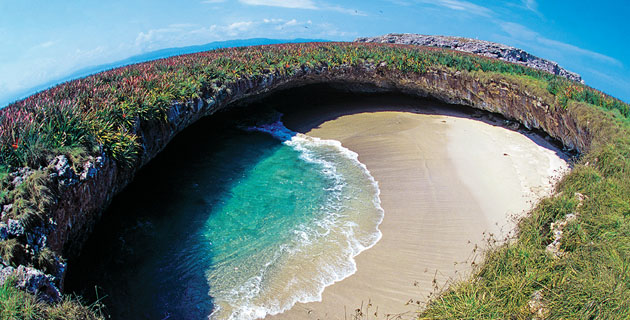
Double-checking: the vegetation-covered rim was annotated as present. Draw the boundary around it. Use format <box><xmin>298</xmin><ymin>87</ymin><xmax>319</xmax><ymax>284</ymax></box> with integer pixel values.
<box><xmin>1</xmin><ymin>42</ymin><xmax>629</xmax><ymax>319</ymax></box>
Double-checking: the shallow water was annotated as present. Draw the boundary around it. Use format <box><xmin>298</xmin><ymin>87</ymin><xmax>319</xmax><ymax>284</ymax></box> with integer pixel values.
<box><xmin>66</xmin><ymin>116</ymin><xmax>383</xmax><ymax>320</ymax></box>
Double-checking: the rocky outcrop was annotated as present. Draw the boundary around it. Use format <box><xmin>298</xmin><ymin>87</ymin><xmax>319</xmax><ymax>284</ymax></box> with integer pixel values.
<box><xmin>0</xmin><ymin>264</ymin><xmax>61</xmax><ymax>303</ymax></box>
<box><xmin>0</xmin><ymin>46</ymin><xmax>602</xmax><ymax>301</ymax></box>
<box><xmin>546</xmin><ymin>192</ymin><xmax>586</xmax><ymax>258</ymax></box>
<box><xmin>46</xmin><ymin>62</ymin><xmax>594</xmax><ymax>260</ymax></box>
<box><xmin>355</xmin><ymin>34</ymin><xmax>583</xmax><ymax>83</ymax></box>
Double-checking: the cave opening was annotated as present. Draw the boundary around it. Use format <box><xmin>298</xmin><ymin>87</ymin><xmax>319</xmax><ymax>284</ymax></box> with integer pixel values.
<box><xmin>64</xmin><ymin>83</ymin><xmax>570</xmax><ymax>320</ymax></box>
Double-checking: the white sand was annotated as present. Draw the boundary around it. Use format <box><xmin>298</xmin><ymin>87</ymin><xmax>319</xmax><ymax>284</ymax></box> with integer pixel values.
<box><xmin>267</xmin><ymin>101</ymin><xmax>568</xmax><ymax>320</ymax></box>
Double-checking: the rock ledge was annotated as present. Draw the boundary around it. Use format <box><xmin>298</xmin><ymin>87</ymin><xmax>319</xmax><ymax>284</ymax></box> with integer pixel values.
<box><xmin>355</xmin><ymin>33</ymin><xmax>583</xmax><ymax>83</ymax></box>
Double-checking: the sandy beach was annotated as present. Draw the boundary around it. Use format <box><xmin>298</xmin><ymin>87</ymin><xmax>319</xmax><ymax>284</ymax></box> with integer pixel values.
<box><xmin>265</xmin><ymin>97</ymin><xmax>569</xmax><ymax>319</ymax></box>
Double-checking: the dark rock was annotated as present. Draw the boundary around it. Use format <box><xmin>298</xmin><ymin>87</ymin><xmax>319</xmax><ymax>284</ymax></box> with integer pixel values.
<box><xmin>0</xmin><ymin>265</ymin><xmax>15</xmax><ymax>284</ymax></box>
<box><xmin>7</xmin><ymin>219</ymin><xmax>24</xmax><ymax>238</ymax></box>
<box><xmin>355</xmin><ymin>34</ymin><xmax>583</xmax><ymax>83</ymax></box>
<box><xmin>50</xmin><ymin>155</ymin><xmax>77</xmax><ymax>186</ymax></box>
<box><xmin>506</xmin><ymin>121</ymin><xmax>521</xmax><ymax>130</ymax></box>
<box><xmin>79</xmin><ymin>156</ymin><xmax>104</xmax><ymax>181</ymax></box>
<box><xmin>3</xmin><ymin>44</ymin><xmax>593</xmax><ymax>296</ymax></box>
<box><xmin>26</xmin><ymin>229</ymin><xmax>47</xmax><ymax>250</ymax></box>
<box><xmin>10</xmin><ymin>167</ymin><xmax>33</xmax><ymax>188</ymax></box>
<box><xmin>0</xmin><ymin>223</ymin><xmax>7</xmax><ymax>240</ymax></box>
<box><xmin>1</xmin><ymin>204</ymin><xmax>12</xmax><ymax>220</ymax></box>
<box><xmin>13</xmin><ymin>265</ymin><xmax>61</xmax><ymax>303</ymax></box>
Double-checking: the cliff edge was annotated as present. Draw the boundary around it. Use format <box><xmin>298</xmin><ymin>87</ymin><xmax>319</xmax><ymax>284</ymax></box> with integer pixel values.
<box><xmin>355</xmin><ymin>33</ymin><xmax>583</xmax><ymax>83</ymax></box>
<box><xmin>1</xmin><ymin>42</ymin><xmax>627</xmax><ymax>318</ymax></box>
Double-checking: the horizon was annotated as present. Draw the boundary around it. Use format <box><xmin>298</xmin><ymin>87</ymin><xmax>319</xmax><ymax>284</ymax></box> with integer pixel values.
<box><xmin>1</xmin><ymin>1</ymin><xmax>628</xmax><ymax>106</ymax></box>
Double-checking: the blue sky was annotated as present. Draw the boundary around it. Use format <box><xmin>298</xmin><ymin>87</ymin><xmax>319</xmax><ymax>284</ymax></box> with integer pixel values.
<box><xmin>0</xmin><ymin>0</ymin><xmax>628</xmax><ymax>107</ymax></box>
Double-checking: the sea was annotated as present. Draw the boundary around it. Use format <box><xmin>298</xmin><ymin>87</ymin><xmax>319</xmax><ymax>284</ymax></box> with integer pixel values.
<box><xmin>66</xmin><ymin>112</ymin><xmax>384</xmax><ymax>320</ymax></box>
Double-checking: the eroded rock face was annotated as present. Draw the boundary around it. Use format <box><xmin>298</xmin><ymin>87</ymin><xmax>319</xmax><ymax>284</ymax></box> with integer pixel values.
<box><xmin>46</xmin><ymin>63</ymin><xmax>591</xmax><ymax>262</ymax></box>
<box><xmin>6</xmin><ymin>219</ymin><xmax>24</xmax><ymax>238</ymax></box>
<box><xmin>0</xmin><ymin>224</ymin><xmax>7</xmax><ymax>240</ymax></box>
<box><xmin>0</xmin><ymin>264</ymin><xmax>61</xmax><ymax>303</ymax></box>
<box><xmin>2</xmin><ymin>51</ymin><xmax>599</xmax><ymax>297</ymax></box>
<box><xmin>355</xmin><ymin>33</ymin><xmax>583</xmax><ymax>83</ymax></box>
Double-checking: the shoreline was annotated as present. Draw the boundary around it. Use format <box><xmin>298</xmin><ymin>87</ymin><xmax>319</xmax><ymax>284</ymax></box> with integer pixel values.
<box><xmin>266</xmin><ymin>98</ymin><xmax>569</xmax><ymax>319</ymax></box>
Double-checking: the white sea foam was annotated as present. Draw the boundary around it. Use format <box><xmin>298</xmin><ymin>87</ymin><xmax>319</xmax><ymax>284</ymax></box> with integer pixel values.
<box><xmin>209</xmin><ymin>119</ymin><xmax>384</xmax><ymax>320</ymax></box>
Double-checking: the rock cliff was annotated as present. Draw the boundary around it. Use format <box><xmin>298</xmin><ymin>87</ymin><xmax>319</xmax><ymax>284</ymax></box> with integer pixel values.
<box><xmin>0</xmin><ymin>44</ymin><xmax>607</xmax><ymax>303</ymax></box>
<box><xmin>355</xmin><ymin>34</ymin><xmax>583</xmax><ymax>83</ymax></box>
<box><xmin>43</xmin><ymin>62</ymin><xmax>599</xmax><ymax>267</ymax></box>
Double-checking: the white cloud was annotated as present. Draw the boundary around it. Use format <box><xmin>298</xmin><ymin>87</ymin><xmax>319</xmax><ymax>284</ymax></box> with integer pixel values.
<box><xmin>135</xmin><ymin>24</ymin><xmax>203</xmax><ymax>49</ymax></box>
<box><xmin>169</xmin><ymin>23</ymin><xmax>196</xmax><ymax>29</ymax></box>
<box><xmin>522</xmin><ymin>0</ymin><xmax>537</xmax><ymax>12</ymax></box>
<box><xmin>140</xmin><ymin>18</ymin><xmax>330</xmax><ymax>45</ymax></box>
<box><xmin>134</xmin><ymin>17</ymin><xmax>352</xmax><ymax>51</ymax></box>
<box><xmin>538</xmin><ymin>37</ymin><xmax>621</xmax><ymax>66</ymax></box>
<box><xmin>500</xmin><ymin>22</ymin><xmax>622</xmax><ymax>66</ymax></box>
<box><xmin>323</xmin><ymin>5</ymin><xmax>367</xmax><ymax>16</ymax></box>
<box><xmin>416</xmin><ymin>0</ymin><xmax>493</xmax><ymax>17</ymax></box>
<box><xmin>0</xmin><ymin>43</ymin><xmax>123</xmax><ymax>107</ymax></box>
<box><xmin>238</xmin><ymin>0</ymin><xmax>317</xmax><ymax>9</ymax></box>
<box><xmin>135</xmin><ymin>29</ymin><xmax>165</xmax><ymax>47</ymax></box>
<box><xmin>227</xmin><ymin>21</ymin><xmax>254</xmax><ymax>32</ymax></box>
<box><xmin>38</xmin><ymin>41</ymin><xmax>56</xmax><ymax>49</ymax></box>
<box><xmin>284</xmin><ymin>19</ymin><xmax>298</xmax><ymax>27</ymax></box>
<box><xmin>274</xmin><ymin>19</ymin><xmax>311</xmax><ymax>30</ymax></box>
<box><xmin>188</xmin><ymin>21</ymin><xmax>256</xmax><ymax>37</ymax></box>
<box><xmin>500</xmin><ymin>21</ymin><xmax>538</xmax><ymax>40</ymax></box>
<box><xmin>386</xmin><ymin>0</ymin><xmax>412</xmax><ymax>6</ymax></box>
<box><xmin>263</xmin><ymin>18</ymin><xmax>284</xmax><ymax>23</ymax></box>
<box><xmin>519</xmin><ymin>0</ymin><xmax>543</xmax><ymax>17</ymax></box>
<box><xmin>236</xmin><ymin>0</ymin><xmax>364</xmax><ymax>16</ymax></box>
<box><xmin>0</xmin><ymin>15</ymin><xmax>354</xmax><ymax>107</ymax></box>
<box><xmin>73</xmin><ymin>46</ymin><xmax>106</xmax><ymax>60</ymax></box>
<box><xmin>582</xmin><ymin>67</ymin><xmax>622</xmax><ymax>85</ymax></box>
<box><xmin>316</xmin><ymin>22</ymin><xmax>356</xmax><ymax>38</ymax></box>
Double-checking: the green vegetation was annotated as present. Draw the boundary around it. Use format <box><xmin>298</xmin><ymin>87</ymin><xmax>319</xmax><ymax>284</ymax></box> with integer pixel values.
<box><xmin>0</xmin><ymin>42</ymin><xmax>629</xmax><ymax>318</ymax></box>
<box><xmin>0</xmin><ymin>278</ymin><xmax>103</xmax><ymax>320</ymax></box>
<box><xmin>1</xmin><ymin>43</ymin><xmax>627</xmax><ymax>170</ymax></box>
<box><xmin>420</xmin><ymin>108</ymin><xmax>630</xmax><ymax>318</ymax></box>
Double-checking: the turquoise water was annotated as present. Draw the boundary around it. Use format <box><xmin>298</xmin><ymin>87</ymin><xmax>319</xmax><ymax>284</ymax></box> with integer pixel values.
<box><xmin>67</xmin><ymin>116</ymin><xmax>383</xmax><ymax>320</ymax></box>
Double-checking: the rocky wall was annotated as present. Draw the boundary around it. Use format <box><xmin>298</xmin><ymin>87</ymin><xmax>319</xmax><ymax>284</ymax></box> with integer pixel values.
<box><xmin>3</xmin><ymin>61</ymin><xmax>594</xmax><ymax>301</ymax></box>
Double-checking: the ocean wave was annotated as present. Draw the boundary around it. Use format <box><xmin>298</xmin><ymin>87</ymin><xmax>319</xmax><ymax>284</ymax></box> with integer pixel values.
<box><xmin>208</xmin><ymin>118</ymin><xmax>384</xmax><ymax>320</ymax></box>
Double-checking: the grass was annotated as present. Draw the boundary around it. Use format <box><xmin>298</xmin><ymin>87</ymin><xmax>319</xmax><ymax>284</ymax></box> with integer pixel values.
<box><xmin>0</xmin><ymin>166</ymin><xmax>9</xmax><ymax>204</ymax></box>
<box><xmin>0</xmin><ymin>278</ymin><xmax>104</xmax><ymax>320</ymax></box>
<box><xmin>0</xmin><ymin>42</ymin><xmax>629</xmax><ymax>319</ymax></box>
<box><xmin>1</xmin><ymin>43</ymin><xmax>627</xmax><ymax>170</ymax></box>
<box><xmin>420</xmin><ymin>113</ymin><xmax>630</xmax><ymax>318</ymax></box>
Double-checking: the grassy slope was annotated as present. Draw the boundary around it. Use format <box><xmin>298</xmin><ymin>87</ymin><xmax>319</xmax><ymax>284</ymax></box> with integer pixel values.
<box><xmin>0</xmin><ymin>279</ymin><xmax>102</xmax><ymax>320</ymax></box>
<box><xmin>421</xmin><ymin>130</ymin><xmax>630</xmax><ymax>319</ymax></box>
<box><xmin>419</xmin><ymin>75</ymin><xmax>630</xmax><ymax>319</ymax></box>
<box><xmin>0</xmin><ymin>43</ymin><xmax>628</xmax><ymax>319</ymax></box>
